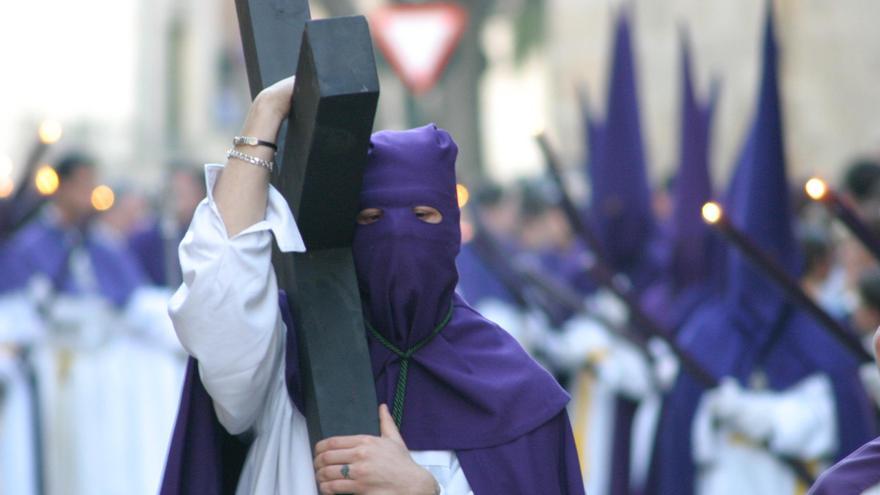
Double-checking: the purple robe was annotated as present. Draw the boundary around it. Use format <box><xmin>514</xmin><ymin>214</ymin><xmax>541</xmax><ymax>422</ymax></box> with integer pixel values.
<box><xmin>809</xmin><ymin>435</ymin><xmax>880</xmax><ymax>494</ymax></box>
<box><xmin>128</xmin><ymin>219</ymin><xmax>182</xmax><ymax>287</ymax></box>
<box><xmin>161</xmin><ymin>125</ymin><xmax>584</xmax><ymax>494</ymax></box>
<box><xmin>161</xmin><ymin>292</ymin><xmax>584</xmax><ymax>494</ymax></box>
<box><xmin>1</xmin><ymin>212</ymin><xmax>145</xmax><ymax>306</ymax></box>
<box><xmin>648</xmin><ymin>9</ymin><xmax>875</xmax><ymax>494</ymax></box>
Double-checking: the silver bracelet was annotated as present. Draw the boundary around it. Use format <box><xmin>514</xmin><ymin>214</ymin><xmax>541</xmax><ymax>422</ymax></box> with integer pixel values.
<box><xmin>226</xmin><ymin>148</ymin><xmax>274</xmax><ymax>172</ymax></box>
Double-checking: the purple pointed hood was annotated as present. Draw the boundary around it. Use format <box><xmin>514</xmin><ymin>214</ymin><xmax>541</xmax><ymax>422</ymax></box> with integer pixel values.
<box><xmin>589</xmin><ymin>9</ymin><xmax>656</xmax><ymax>273</ymax></box>
<box><xmin>722</xmin><ymin>7</ymin><xmax>800</xmax><ymax>335</ymax></box>
<box><xmin>669</xmin><ymin>31</ymin><xmax>718</xmax><ymax>290</ymax></box>
<box><xmin>353</xmin><ymin>124</ymin><xmax>569</xmax><ymax>449</ymax></box>
<box><xmin>578</xmin><ymin>86</ymin><xmax>605</xmax><ymax>179</ymax></box>
<box><xmin>648</xmin><ymin>11</ymin><xmax>876</xmax><ymax>494</ymax></box>
<box><xmin>353</xmin><ymin>125</ymin><xmax>461</xmax><ymax>349</ymax></box>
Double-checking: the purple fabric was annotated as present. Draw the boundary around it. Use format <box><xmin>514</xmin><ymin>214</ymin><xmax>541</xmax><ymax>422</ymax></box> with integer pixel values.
<box><xmin>809</xmin><ymin>435</ymin><xmax>880</xmax><ymax>494</ymax></box>
<box><xmin>355</xmin><ymin>125</ymin><xmax>569</xmax><ymax>449</ymax></box>
<box><xmin>648</xmin><ymin>12</ymin><xmax>876</xmax><ymax>494</ymax></box>
<box><xmin>455</xmin><ymin>410</ymin><xmax>585</xmax><ymax>494</ymax></box>
<box><xmin>128</xmin><ymin>219</ymin><xmax>182</xmax><ymax>287</ymax></box>
<box><xmin>609</xmin><ymin>396</ymin><xmax>638</xmax><ymax>495</ymax></box>
<box><xmin>162</xmin><ymin>297</ymin><xmax>582</xmax><ymax>495</ymax></box>
<box><xmin>640</xmin><ymin>32</ymin><xmax>719</xmax><ymax>333</ymax></box>
<box><xmin>456</xmin><ymin>242</ymin><xmax>517</xmax><ymax>307</ymax></box>
<box><xmin>159</xmin><ymin>359</ymin><xmax>250</xmax><ymax>495</ymax></box>
<box><xmin>161</xmin><ymin>125</ymin><xmax>583</xmax><ymax>494</ymax></box>
<box><xmin>1</xmin><ymin>213</ymin><xmax>145</xmax><ymax>306</ymax></box>
<box><xmin>649</xmin><ymin>304</ymin><xmax>876</xmax><ymax>495</ymax></box>
<box><xmin>354</xmin><ymin>125</ymin><xmax>461</xmax><ymax>349</ymax></box>
<box><xmin>667</xmin><ymin>35</ymin><xmax>718</xmax><ymax>293</ymax></box>
<box><xmin>588</xmin><ymin>10</ymin><xmax>659</xmax><ymax>288</ymax></box>
<box><xmin>0</xmin><ymin>240</ymin><xmax>30</xmax><ymax>292</ymax></box>
<box><xmin>369</xmin><ymin>293</ymin><xmax>570</xmax><ymax>450</ymax></box>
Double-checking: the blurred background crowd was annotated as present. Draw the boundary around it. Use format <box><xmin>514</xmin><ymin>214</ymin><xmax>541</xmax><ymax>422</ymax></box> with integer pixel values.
<box><xmin>3</xmin><ymin>0</ymin><xmax>880</xmax><ymax>494</ymax></box>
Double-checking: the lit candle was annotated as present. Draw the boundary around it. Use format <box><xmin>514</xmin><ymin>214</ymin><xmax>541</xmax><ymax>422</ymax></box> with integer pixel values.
<box><xmin>701</xmin><ymin>201</ymin><xmax>871</xmax><ymax>363</ymax></box>
<box><xmin>805</xmin><ymin>177</ymin><xmax>880</xmax><ymax>263</ymax></box>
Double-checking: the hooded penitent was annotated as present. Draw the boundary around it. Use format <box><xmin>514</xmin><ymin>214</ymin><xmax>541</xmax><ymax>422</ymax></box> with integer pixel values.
<box><xmin>640</xmin><ymin>30</ymin><xmax>718</xmax><ymax>333</ymax></box>
<box><xmin>647</xmin><ymin>8</ymin><xmax>875</xmax><ymax>495</ymax></box>
<box><xmin>161</xmin><ymin>125</ymin><xmax>584</xmax><ymax>495</ymax></box>
<box><xmin>588</xmin><ymin>9</ymin><xmax>660</xmax><ymax>291</ymax></box>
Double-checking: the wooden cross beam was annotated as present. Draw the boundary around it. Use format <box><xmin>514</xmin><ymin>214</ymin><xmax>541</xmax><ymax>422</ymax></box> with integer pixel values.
<box><xmin>234</xmin><ymin>0</ymin><xmax>381</xmax><ymax>448</ymax></box>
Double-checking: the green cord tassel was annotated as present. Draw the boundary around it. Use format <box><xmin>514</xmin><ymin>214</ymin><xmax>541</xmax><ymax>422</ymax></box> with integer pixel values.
<box><xmin>365</xmin><ymin>303</ymin><xmax>454</xmax><ymax>428</ymax></box>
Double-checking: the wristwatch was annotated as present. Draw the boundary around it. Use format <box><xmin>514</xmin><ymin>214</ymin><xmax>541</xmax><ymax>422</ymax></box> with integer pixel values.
<box><xmin>233</xmin><ymin>135</ymin><xmax>278</xmax><ymax>151</ymax></box>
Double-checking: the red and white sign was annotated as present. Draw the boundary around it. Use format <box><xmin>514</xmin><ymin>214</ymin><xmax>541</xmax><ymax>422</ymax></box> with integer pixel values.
<box><xmin>371</xmin><ymin>3</ymin><xmax>469</xmax><ymax>95</ymax></box>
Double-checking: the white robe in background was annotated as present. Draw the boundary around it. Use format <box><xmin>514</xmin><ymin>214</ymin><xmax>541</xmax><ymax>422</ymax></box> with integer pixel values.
<box><xmin>168</xmin><ymin>163</ymin><xmax>473</xmax><ymax>495</ymax></box>
<box><xmin>22</xmin><ymin>247</ymin><xmax>185</xmax><ymax>495</ymax></box>
<box><xmin>692</xmin><ymin>374</ymin><xmax>837</xmax><ymax>495</ymax></box>
<box><xmin>536</xmin><ymin>294</ymin><xmax>657</xmax><ymax>495</ymax></box>
<box><xmin>0</xmin><ymin>292</ymin><xmax>44</xmax><ymax>495</ymax></box>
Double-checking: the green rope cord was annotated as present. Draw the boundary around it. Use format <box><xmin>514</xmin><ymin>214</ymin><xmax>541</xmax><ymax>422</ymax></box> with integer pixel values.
<box><xmin>365</xmin><ymin>303</ymin><xmax>455</xmax><ymax>427</ymax></box>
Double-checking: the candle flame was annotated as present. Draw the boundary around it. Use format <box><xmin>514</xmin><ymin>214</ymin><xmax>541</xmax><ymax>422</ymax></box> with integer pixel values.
<box><xmin>805</xmin><ymin>177</ymin><xmax>829</xmax><ymax>201</ymax></box>
<box><xmin>702</xmin><ymin>201</ymin><xmax>723</xmax><ymax>224</ymax></box>
<box><xmin>34</xmin><ymin>165</ymin><xmax>59</xmax><ymax>195</ymax></box>
<box><xmin>38</xmin><ymin>120</ymin><xmax>63</xmax><ymax>145</ymax></box>
<box><xmin>456</xmin><ymin>183</ymin><xmax>470</xmax><ymax>208</ymax></box>
<box><xmin>91</xmin><ymin>185</ymin><xmax>115</xmax><ymax>211</ymax></box>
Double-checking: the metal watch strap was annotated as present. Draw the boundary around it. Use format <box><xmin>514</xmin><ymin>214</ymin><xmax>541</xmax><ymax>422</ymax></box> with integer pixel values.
<box><xmin>233</xmin><ymin>135</ymin><xmax>278</xmax><ymax>151</ymax></box>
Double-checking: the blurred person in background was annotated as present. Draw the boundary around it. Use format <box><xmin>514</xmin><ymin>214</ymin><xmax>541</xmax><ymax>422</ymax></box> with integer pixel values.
<box><xmin>95</xmin><ymin>183</ymin><xmax>149</xmax><ymax>241</ymax></box>
<box><xmin>129</xmin><ymin>164</ymin><xmax>206</xmax><ymax>288</ymax></box>
<box><xmin>456</xmin><ymin>183</ymin><xmax>535</xmax><ymax>345</ymax></box>
<box><xmin>0</xmin><ymin>151</ymin><xmax>184</xmax><ymax>495</ymax></box>
<box><xmin>841</xmin><ymin>158</ymin><xmax>880</xmax><ymax>215</ymax></box>
<box><xmin>507</xmin><ymin>178</ymin><xmax>667</xmax><ymax>495</ymax></box>
<box><xmin>809</xmin><ymin>270</ymin><xmax>880</xmax><ymax>493</ymax></box>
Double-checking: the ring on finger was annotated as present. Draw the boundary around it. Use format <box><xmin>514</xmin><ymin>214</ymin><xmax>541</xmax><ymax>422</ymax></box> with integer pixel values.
<box><xmin>341</xmin><ymin>464</ymin><xmax>352</xmax><ymax>480</ymax></box>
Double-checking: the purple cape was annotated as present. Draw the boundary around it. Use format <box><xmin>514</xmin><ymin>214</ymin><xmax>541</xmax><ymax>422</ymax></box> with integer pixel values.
<box><xmin>161</xmin><ymin>293</ymin><xmax>584</xmax><ymax>494</ymax></box>
<box><xmin>161</xmin><ymin>126</ymin><xmax>583</xmax><ymax>493</ymax></box>
<box><xmin>809</xmin><ymin>435</ymin><xmax>880</xmax><ymax>494</ymax></box>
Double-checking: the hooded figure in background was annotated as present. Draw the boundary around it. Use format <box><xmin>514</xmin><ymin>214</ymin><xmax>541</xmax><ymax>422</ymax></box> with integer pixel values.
<box><xmin>647</xmin><ymin>9</ymin><xmax>875</xmax><ymax>495</ymax></box>
<box><xmin>160</xmin><ymin>125</ymin><xmax>584</xmax><ymax>495</ymax></box>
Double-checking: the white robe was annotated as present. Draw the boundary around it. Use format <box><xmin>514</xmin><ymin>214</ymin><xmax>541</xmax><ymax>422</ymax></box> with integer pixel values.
<box><xmin>168</xmin><ymin>163</ymin><xmax>473</xmax><ymax>495</ymax></box>
<box><xmin>692</xmin><ymin>374</ymin><xmax>837</xmax><ymax>495</ymax></box>
<box><xmin>0</xmin><ymin>232</ymin><xmax>186</xmax><ymax>495</ymax></box>
<box><xmin>0</xmin><ymin>291</ymin><xmax>44</xmax><ymax>495</ymax></box>
<box><xmin>536</xmin><ymin>296</ymin><xmax>656</xmax><ymax>495</ymax></box>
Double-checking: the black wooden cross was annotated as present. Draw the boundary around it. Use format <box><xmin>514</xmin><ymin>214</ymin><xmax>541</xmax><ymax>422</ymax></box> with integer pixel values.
<box><xmin>234</xmin><ymin>0</ymin><xmax>381</xmax><ymax>449</ymax></box>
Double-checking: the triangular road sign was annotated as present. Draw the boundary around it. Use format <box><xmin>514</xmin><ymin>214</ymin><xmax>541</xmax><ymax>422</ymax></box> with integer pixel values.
<box><xmin>371</xmin><ymin>3</ymin><xmax>468</xmax><ymax>95</ymax></box>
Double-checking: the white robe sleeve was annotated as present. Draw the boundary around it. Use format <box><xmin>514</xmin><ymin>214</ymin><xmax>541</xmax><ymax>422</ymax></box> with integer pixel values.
<box><xmin>694</xmin><ymin>374</ymin><xmax>836</xmax><ymax>464</ymax></box>
<box><xmin>411</xmin><ymin>451</ymin><xmax>473</xmax><ymax>495</ymax></box>
<box><xmin>167</xmin><ymin>163</ymin><xmax>305</xmax><ymax>435</ymax></box>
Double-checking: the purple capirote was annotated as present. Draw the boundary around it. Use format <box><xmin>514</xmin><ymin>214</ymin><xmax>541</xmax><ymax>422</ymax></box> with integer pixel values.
<box><xmin>160</xmin><ymin>124</ymin><xmax>584</xmax><ymax>494</ymax></box>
